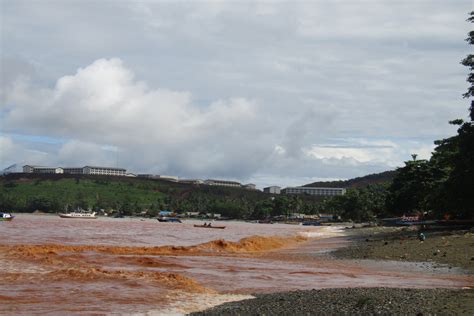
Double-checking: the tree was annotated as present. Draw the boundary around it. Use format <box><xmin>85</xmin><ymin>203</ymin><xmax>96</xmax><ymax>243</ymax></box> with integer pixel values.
<box><xmin>386</xmin><ymin>158</ymin><xmax>438</xmax><ymax>214</ymax></box>
<box><xmin>462</xmin><ymin>11</ymin><xmax>474</xmax><ymax>120</ymax></box>
<box><xmin>251</xmin><ymin>200</ymin><xmax>273</xmax><ymax>219</ymax></box>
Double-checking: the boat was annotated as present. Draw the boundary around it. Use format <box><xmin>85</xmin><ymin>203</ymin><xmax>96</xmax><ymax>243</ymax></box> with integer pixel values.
<box><xmin>58</xmin><ymin>210</ymin><xmax>97</xmax><ymax>219</ymax></box>
<box><xmin>380</xmin><ymin>215</ymin><xmax>435</xmax><ymax>226</ymax></box>
<box><xmin>157</xmin><ymin>217</ymin><xmax>182</xmax><ymax>223</ymax></box>
<box><xmin>0</xmin><ymin>212</ymin><xmax>14</xmax><ymax>221</ymax></box>
<box><xmin>301</xmin><ymin>221</ymin><xmax>321</xmax><ymax>226</ymax></box>
<box><xmin>194</xmin><ymin>224</ymin><xmax>226</xmax><ymax>229</ymax></box>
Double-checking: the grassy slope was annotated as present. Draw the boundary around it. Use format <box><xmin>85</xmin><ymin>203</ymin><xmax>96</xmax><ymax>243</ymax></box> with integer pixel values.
<box><xmin>0</xmin><ymin>174</ymin><xmax>284</xmax><ymax>213</ymax></box>
<box><xmin>1</xmin><ymin>175</ymin><xmax>166</xmax><ymax>211</ymax></box>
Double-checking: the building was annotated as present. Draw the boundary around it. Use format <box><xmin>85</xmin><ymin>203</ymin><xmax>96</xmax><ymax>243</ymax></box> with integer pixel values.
<box><xmin>281</xmin><ymin>186</ymin><xmax>346</xmax><ymax>196</ymax></box>
<box><xmin>243</xmin><ymin>183</ymin><xmax>257</xmax><ymax>190</ymax></box>
<box><xmin>179</xmin><ymin>179</ymin><xmax>204</xmax><ymax>185</ymax></box>
<box><xmin>23</xmin><ymin>165</ymin><xmax>36</xmax><ymax>173</ymax></box>
<box><xmin>23</xmin><ymin>165</ymin><xmax>126</xmax><ymax>176</ymax></box>
<box><xmin>63</xmin><ymin>167</ymin><xmax>84</xmax><ymax>175</ymax></box>
<box><xmin>204</xmin><ymin>179</ymin><xmax>241</xmax><ymax>188</ymax></box>
<box><xmin>23</xmin><ymin>165</ymin><xmax>64</xmax><ymax>174</ymax></box>
<box><xmin>137</xmin><ymin>174</ymin><xmax>156</xmax><ymax>178</ymax></box>
<box><xmin>263</xmin><ymin>186</ymin><xmax>281</xmax><ymax>194</ymax></box>
<box><xmin>82</xmin><ymin>166</ymin><xmax>126</xmax><ymax>176</ymax></box>
<box><xmin>157</xmin><ymin>175</ymin><xmax>179</xmax><ymax>182</ymax></box>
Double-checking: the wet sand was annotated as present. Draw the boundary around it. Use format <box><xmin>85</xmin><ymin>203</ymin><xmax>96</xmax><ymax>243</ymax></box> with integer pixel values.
<box><xmin>1</xmin><ymin>215</ymin><xmax>473</xmax><ymax>314</ymax></box>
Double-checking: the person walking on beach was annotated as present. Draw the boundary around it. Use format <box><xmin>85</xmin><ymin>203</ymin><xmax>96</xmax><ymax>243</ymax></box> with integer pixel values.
<box><xmin>418</xmin><ymin>232</ymin><xmax>426</xmax><ymax>242</ymax></box>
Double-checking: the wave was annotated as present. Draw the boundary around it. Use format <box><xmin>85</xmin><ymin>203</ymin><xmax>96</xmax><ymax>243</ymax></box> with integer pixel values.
<box><xmin>3</xmin><ymin>235</ymin><xmax>307</xmax><ymax>260</ymax></box>
<box><xmin>298</xmin><ymin>226</ymin><xmax>346</xmax><ymax>238</ymax></box>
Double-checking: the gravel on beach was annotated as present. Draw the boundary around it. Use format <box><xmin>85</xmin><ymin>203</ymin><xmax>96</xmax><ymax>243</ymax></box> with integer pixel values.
<box><xmin>190</xmin><ymin>288</ymin><xmax>474</xmax><ymax>316</ymax></box>
<box><xmin>332</xmin><ymin>226</ymin><xmax>474</xmax><ymax>271</ymax></box>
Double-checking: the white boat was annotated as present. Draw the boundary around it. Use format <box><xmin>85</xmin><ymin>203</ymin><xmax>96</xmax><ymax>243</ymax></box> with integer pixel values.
<box><xmin>0</xmin><ymin>212</ymin><xmax>14</xmax><ymax>221</ymax></box>
<box><xmin>58</xmin><ymin>210</ymin><xmax>97</xmax><ymax>219</ymax></box>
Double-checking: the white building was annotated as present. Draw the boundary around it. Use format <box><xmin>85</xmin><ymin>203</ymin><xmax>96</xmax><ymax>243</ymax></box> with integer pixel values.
<box><xmin>83</xmin><ymin>166</ymin><xmax>126</xmax><ymax>176</ymax></box>
<box><xmin>23</xmin><ymin>165</ymin><xmax>64</xmax><ymax>174</ymax></box>
<box><xmin>263</xmin><ymin>186</ymin><xmax>281</xmax><ymax>194</ymax></box>
<box><xmin>282</xmin><ymin>186</ymin><xmax>346</xmax><ymax>196</ymax></box>
<box><xmin>243</xmin><ymin>183</ymin><xmax>257</xmax><ymax>190</ymax></box>
<box><xmin>204</xmin><ymin>179</ymin><xmax>241</xmax><ymax>188</ymax></box>
<box><xmin>23</xmin><ymin>164</ymin><xmax>127</xmax><ymax>176</ymax></box>
<box><xmin>157</xmin><ymin>175</ymin><xmax>179</xmax><ymax>182</ymax></box>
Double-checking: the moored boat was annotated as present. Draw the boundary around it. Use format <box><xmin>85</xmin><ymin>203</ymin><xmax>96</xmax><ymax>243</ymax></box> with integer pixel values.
<box><xmin>0</xmin><ymin>212</ymin><xmax>14</xmax><ymax>221</ymax></box>
<box><xmin>58</xmin><ymin>210</ymin><xmax>97</xmax><ymax>219</ymax></box>
<box><xmin>194</xmin><ymin>224</ymin><xmax>226</xmax><ymax>229</ymax></box>
<box><xmin>157</xmin><ymin>217</ymin><xmax>182</xmax><ymax>223</ymax></box>
<box><xmin>301</xmin><ymin>221</ymin><xmax>321</xmax><ymax>226</ymax></box>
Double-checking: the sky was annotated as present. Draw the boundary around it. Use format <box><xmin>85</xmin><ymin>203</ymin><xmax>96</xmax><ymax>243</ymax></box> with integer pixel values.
<box><xmin>1</xmin><ymin>0</ymin><xmax>473</xmax><ymax>188</ymax></box>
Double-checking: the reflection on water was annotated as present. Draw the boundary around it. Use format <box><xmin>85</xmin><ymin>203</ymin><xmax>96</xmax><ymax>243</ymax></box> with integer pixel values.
<box><xmin>1</xmin><ymin>214</ymin><xmax>472</xmax><ymax>315</ymax></box>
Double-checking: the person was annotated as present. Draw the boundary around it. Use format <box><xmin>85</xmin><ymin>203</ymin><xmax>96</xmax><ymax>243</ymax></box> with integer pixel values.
<box><xmin>418</xmin><ymin>232</ymin><xmax>426</xmax><ymax>242</ymax></box>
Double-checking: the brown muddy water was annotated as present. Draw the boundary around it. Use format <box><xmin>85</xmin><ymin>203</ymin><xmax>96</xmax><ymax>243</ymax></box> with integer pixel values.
<box><xmin>1</xmin><ymin>214</ymin><xmax>472</xmax><ymax>315</ymax></box>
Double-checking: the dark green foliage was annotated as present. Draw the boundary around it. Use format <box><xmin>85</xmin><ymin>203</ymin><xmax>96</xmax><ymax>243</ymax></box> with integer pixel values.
<box><xmin>321</xmin><ymin>184</ymin><xmax>389</xmax><ymax>222</ymax></box>
<box><xmin>386</xmin><ymin>158</ymin><xmax>439</xmax><ymax>214</ymax></box>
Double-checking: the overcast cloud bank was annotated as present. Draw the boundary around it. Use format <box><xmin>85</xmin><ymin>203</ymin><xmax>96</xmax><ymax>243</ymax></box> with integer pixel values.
<box><xmin>1</xmin><ymin>1</ymin><xmax>472</xmax><ymax>187</ymax></box>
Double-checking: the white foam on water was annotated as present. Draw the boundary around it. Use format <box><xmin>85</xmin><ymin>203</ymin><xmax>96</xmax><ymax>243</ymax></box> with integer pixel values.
<box><xmin>298</xmin><ymin>226</ymin><xmax>346</xmax><ymax>238</ymax></box>
<box><xmin>140</xmin><ymin>292</ymin><xmax>255</xmax><ymax>316</ymax></box>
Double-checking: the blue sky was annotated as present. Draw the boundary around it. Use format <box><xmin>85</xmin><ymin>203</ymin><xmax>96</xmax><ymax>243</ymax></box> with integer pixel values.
<box><xmin>1</xmin><ymin>1</ymin><xmax>472</xmax><ymax>188</ymax></box>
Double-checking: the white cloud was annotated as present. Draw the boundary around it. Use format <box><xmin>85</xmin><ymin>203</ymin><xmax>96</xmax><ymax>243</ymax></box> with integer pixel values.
<box><xmin>2</xmin><ymin>58</ymin><xmax>273</xmax><ymax>179</ymax></box>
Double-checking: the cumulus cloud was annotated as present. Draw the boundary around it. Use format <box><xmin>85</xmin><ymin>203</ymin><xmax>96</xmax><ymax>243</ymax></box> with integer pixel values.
<box><xmin>2</xmin><ymin>58</ymin><xmax>274</xmax><ymax>179</ymax></box>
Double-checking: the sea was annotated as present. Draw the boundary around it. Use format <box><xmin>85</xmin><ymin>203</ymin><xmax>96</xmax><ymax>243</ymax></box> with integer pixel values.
<box><xmin>0</xmin><ymin>214</ymin><xmax>471</xmax><ymax>315</ymax></box>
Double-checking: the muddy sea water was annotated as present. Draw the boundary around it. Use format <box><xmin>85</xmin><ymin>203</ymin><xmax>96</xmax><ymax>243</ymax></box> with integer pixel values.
<box><xmin>0</xmin><ymin>214</ymin><xmax>472</xmax><ymax>315</ymax></box>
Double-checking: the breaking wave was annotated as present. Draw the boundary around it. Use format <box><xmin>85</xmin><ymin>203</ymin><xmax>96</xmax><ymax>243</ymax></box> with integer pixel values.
<box><xmin>2</xmin><ymin>235</ymin><xmax>307</xmax><ymax>260</ymax></box>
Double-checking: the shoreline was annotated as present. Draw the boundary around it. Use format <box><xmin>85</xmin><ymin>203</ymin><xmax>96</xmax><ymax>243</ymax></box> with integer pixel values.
<box><xmin>189</xmin><ymin>226</ymin><xmax>474</xmax><ymax>315</ymax></box>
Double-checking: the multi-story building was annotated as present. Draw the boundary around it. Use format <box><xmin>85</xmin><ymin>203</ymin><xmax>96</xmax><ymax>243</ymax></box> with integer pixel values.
<box><xmin>23</xmin><ymin>165</ymin><xmax>64</xmax><ymax>174</ymax></box>
<box><xmin>281</xmin><ymin>186</ymin><xmax>346</xmax><ymax>196</ymax></box>
<box><xmin>63</xmin><ymin>167</ymin><xmax>84</xmax><ymax>175</ymax></box>
<box><xmin>23</xmin><ymin>165</ymin><xmax>126</xmax><ymax>176</ymax></box>
<box><xmin>263</xmin><ymin>186</ymin><xmax>281</xmax><ymax>194</ymax></box>
<box><xmin>83</xmin><ymin>166</ymin><xmax>126</xmax><ymax>176</ymax></box>
<box><xmin>204</xmin><ymin>179</ymin><xmax>241</xmax><ymax>188</ymax></box>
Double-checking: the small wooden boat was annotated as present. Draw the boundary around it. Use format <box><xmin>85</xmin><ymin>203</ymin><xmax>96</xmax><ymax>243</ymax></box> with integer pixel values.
<box><xmin>0</xmin><ymin>212</ymin><xmax>14</xmax><ymax>221</ymax></box>
<box><xmin>194</xmin><ymin>224</ymin><xmax>226</xmax><ymax>229</ymax></box>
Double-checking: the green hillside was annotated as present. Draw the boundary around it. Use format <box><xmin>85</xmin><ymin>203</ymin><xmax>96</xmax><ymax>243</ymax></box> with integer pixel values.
<box><xmin>304</xmin><ymin>170</ymin><xmax>397</xmax><ymax>188</ymax></box>
<box><xmin>0</xmin><ymin>173</ymin><xmax>324</xmax><ymax>219</ymax></box>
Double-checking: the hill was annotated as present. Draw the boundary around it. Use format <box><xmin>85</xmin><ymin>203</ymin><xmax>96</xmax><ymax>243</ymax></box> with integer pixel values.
<box><xmin>304</xmin><ymin>170</ymin><xmax>397</xmax><ymax>188</ymax></box>
<box><xmin>0</xmin><ymin>173</ymin><xmax>324</xmax><ymax>218</ymax></box>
